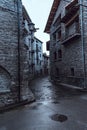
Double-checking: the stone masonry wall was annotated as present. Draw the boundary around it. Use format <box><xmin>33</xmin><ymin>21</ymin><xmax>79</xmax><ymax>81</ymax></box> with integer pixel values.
<box><xmin>0</xmin><ymin>0</ymin><xmax>34</xmax><ymax>108</ymax></box>
<box><xmin>50</xmin><ymin>0</ymin><xmax>87</xmax><ymax>88</ymax></box>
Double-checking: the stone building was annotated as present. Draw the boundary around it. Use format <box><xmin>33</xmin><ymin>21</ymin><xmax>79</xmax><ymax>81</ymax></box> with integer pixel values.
<box><xmin>45</xmin><ymin>0</ymin><xmax>87</xmax><ymax>88</ymax></box>
<box><xmin>0</xmin><ymin>0</ymin><xmax>34</xmax><ymax>108</ymax></box>
<box><xmin>32</xmin><ymin>37</ymin><xmax>43</xmax><ymax>76</ymax></box>
<box><xmin>22</xmin><ymin>6</ymin><xmax>36</xmax><ymax>81</ymax></box>
<box><xmin>42</xmin><ymin>53</ymin><xmax>49</xmax><ymax>75</ymax></box>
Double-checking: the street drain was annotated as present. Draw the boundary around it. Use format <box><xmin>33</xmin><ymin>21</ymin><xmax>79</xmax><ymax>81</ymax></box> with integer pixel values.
<box><xmin>50</xmin><ymin>114</ymin><xmax>68</xmax><ymax>122</ymax></box>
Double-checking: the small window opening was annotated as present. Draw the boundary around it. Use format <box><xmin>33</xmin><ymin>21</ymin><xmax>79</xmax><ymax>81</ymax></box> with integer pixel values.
<box><xmin>58</xmin><ymin>49</ymin><xmax>62</xmax><ymax>59</ymax></box>
<box><xmin>71</xmin><ymin>68</ymin><xmax>74</xmax><ymax>76</ymax></box>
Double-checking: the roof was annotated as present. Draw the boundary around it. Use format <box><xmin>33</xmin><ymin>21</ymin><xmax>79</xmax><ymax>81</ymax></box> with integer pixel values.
<box><xmin>22</xmin><ymin>5</ymin><xmax>32</xmax><ymax>23</ymax></box>
<box><xmin>34</xmin><ymin>37</ymin><xmax>43</xmax><ymax>44</ymax></box>
<box><xmin>66</xmin><ymin>0</ymin><xmax>78</xmax><ymax>9</ymax></box>
<box><xmin>44</xmin><ymin>0</ymin><xmax>60</xmax><ymax>33</ymax></box>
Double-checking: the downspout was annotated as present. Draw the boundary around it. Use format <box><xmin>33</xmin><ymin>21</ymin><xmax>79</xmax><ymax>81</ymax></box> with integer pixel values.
<box><xmin>80</xmin><ymin>0</ymin><xmax>86</xmax><ymax>88</ymax></box>
<box><xmin>17</xmin><ymin>0</ymin><xmax>21</xmax><ymax>101</ymax></box>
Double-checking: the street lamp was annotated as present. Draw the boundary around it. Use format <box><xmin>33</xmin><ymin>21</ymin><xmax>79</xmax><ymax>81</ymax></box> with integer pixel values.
<box><xmin>28</xmin><ymin>22</ymin><xmax>39</xmax><ymax>75</ymax></box>
<box><xmin>28</xmin><ymin>22</ymin><xmax>39</xmax><ymax>32</ymax></box>
<box><xmin>28</xmin><ymin>22</ymin><xmax>35</xmax><ymax>32</ymax></box>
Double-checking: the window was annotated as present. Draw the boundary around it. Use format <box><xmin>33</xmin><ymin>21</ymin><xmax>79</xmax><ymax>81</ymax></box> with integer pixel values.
<box><xmin>37</xmin><ymin>58</ymin><xmax>39</xmax><ymax>65</ymax></box>
<box><xmin>40</xmin><ymin>61</ymin><xmax>41</xmax><ymax>66</ymax></box>
<box><xmin>40</xmin><ymin>54</ymin><xmax>41</xmax><ymax>57</ymax></box>
<box><xmin>53</xmin><ymin>14</ymin><xmax>61</xmax><ymax>28</ymax></box>
<box><xmin>71</xmin><ymin>68</ymin><xmax>75</xmax><ymax>76</ymax></box>
<box><xmin>56</xmin><ymin>68</ymin><xmax>59</xmax><ymax>76</ymax></box>
<box><xmin>36</xmin><ymin>44</ymin><xmax>38</xmax><ymax>52</ymax></box>
<box><xmin>58</xmin><ymin>30</ymin><xmax>61</xmax><ymax>40</ymax></box>
<box><xmin>53</xmin><ymin>33</ymin><xmax>56</xmax><ymax>41</ymax></box>
<box><xmin>54</xmin><ymin>52</ymin><xmax>57</xmax><ymax>60</ymax></box>
<box><xmin>58</xmin><ymin>49</ymin><xmax>62</xmax><ymax>59</ymax></box>
<box><xmin>29</xmin><ymin>51</ymin><xmax>31</xmax><ymax>59</ymax></box>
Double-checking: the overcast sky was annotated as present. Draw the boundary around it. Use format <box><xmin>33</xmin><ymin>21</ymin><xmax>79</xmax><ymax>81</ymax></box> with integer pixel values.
<box><xmin>22</xmin><ymin>0</ymin><xmax>53</xmax><ymax>54</ymax></box>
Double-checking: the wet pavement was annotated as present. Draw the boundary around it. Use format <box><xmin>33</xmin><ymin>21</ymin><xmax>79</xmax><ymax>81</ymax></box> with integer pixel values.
<box><xmin>0</xmin><ymin>76</ymin><xmax>87</xmax><ymax>130</ymax></box>
<box><xmin>30</xmin><ymin>76</ymin><xmax>86</xmax><ymax>101</ymax></box>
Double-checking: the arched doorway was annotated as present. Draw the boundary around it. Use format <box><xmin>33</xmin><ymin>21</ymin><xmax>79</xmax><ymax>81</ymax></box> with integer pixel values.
<box><xmin>0</xmin><ymin>66</ymin><xmax>11</xmax><ymax>92</ymax></box>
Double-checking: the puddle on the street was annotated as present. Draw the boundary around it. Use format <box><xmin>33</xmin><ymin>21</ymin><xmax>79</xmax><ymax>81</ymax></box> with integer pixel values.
<box><xmin>29</xmin><ymin>105</ymin><xmax>39</xmax><ymax>110</ymax></box>
<box><xmin>51</xmin><ymin>101</ymin><xmax>60</xmax><ymax>104</ymax></box>
<box><xmin>50</xmin><ymin>114</ymin><xmax>68</xmax><ymax>122</ymax></box>
<box><xmin>28</xmin><ymin>102</ymin><xmax>43</xmax><ymax>110</ymax></box>
<box><xmin>37</xmin><ymin>102</ymin><xmax>43</xmax><ymax>105</ymax></box>
<box><xmin>42</xmin><ymin>101</ymin><xmax>49</xmax><ymax>105</ymax></box>
<box><xmin>30</xmin><ymin>77</ymin><xmax>86</xmax><ymax>102</ymax></box>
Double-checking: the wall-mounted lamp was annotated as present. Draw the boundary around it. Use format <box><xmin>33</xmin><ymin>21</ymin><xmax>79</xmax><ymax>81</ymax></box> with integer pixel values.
<box><xmin>28</xmin><ymin>22</ymin><xmax>39</xmax><ymax>32</ymax></box>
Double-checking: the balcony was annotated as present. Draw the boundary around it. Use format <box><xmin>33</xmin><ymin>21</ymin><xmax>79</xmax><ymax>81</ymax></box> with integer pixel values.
<box><xmin>36</xmin><ymin>48</ymin><xmax>41</xmax><ymax>52</ymax></box>
<box><xmin>22</xmin><ymin>20</ymin><xmax>29</xmax><ymax>36</ymax></box>
<box><xmin>61</xmin><ymin>0</ymin><xmax>79</xmax><ymax>26</ymax></box>
<box><xmin>52</xmin><ymin>15</ymin><xmax>61</xmax><ymax>33</ymax></box>
<box><xmin>62</xmin><ymin>22</ymin><xmax>81</xmax><ymax>45</ymax></box>
<box><xmin>53</xmin><ymin>14</ymin><xmax>61</xmax><ymax>27</ymax></box>
<box><xmin>31</xmin><ymin>63</ymin><xmax>35</xmax><ymax>66</ymax></box>
<box><xmin>31</xmin><ymin>50</ymin><xmax>35</xmax><ymax>53</ymax></box>
<box><xmin>62</xmin><ymin>33</ymin><xmax>80</xmax><ymax>45</ymax></box>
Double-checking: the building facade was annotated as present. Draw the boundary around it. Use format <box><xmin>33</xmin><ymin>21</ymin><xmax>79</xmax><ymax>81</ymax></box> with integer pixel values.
<box><xmin>0</xmin><ymin>0</ymin><xmax>34</xmax><ymax>108</ymax></box>
<box><xmin>32</xmin><ymin>37</ymin><xmax>43</xmax><ymax>76</ymax></box>
<box><xmin>22</xmin><ymin>6</ymin><xmax>36</xmax><ymax>81</ymax></box>
<box><xmin>42</xmin><ymin>53</ymin><xmax>49</xmax><ymax>75</ymax></box>
<box><xmin>45</xmin><ymin>0</ymin><xmax>87</xmax><ymax>88</ymax></box>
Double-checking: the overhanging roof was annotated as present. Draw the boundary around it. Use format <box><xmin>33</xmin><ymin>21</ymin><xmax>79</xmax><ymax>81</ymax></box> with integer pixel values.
<box><xmin>22</xmin><ymin>5</ymin><xmax>32</xmax><ymax>23</ymax></box>
<box><xmin>44</xmin><ymin>0</ymin><xmax>60</xmax><ymax>33</ymax></box>
<box><xmin>66</xmin><ymin>0</ymin><xmax>78</xmax><ymax>9</ymax></box>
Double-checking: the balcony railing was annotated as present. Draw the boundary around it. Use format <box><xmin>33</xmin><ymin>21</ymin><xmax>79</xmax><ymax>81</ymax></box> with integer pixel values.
<box><xmin>62</xmin><ymin>7</ymin><xmax>79</xmax><ymax>24</ymax></box>
<box><xmin>31</xmin><ymin>50</ymin><xmax>35</xmax><ymax>53</ymax></box>
<box><xmin>22</xmin><ymin>20</ymin><xmax>29</xmax><ymax>36</ymax></box>
<box><xmin>61</xmin><ymin>0</ymin><xmax>79</xmax><ymax>25</ymax></box>
<box><xmin>62</xmin><ymin>23</ymin><xmax>80</xmax><ymax>45</ymax></box>
<box><xmin>62</xmin><ymin>32</ymin><xmax>80</xmax><ymax>45</ymax></box>
<box><xmin>31</xmin><ymin>63</ymin><xmax>35</xmax><ymax>66</ymax></box>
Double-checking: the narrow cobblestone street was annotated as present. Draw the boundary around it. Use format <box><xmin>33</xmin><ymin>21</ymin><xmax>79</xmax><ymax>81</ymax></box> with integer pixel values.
<box><xmin>30</xmin><ymin>76</ymin><xmax>85</xmax><ymax>102</ymax></box>
<box><xmin>0</xmin><ymin>76</ymin><xmax>87</xmax><ymax>130</ymax></box>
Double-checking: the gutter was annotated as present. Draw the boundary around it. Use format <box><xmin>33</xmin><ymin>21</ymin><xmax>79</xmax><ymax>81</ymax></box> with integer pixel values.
<box><xmin>80</xmin><ymin>0</ymin><xmax>86</xmax><ymax>88</ymax></box>
<box><xmin>17</xmin><ymin>0</ymin><xmax>21</xmax><ymax>101</ymax></box>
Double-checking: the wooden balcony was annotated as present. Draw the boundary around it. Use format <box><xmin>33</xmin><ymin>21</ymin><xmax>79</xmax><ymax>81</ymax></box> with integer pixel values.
<box><xmin>31</xmin><ymin>50</ymin><xmax>35</xmax><ymax>53</ymax></box>
<box><xmin>31</xmin><ymin>63</ymin><xmax>35</xmax><ymax>66</ymax></box>
<box><xmin>61</xmin><ymin>0</ymin><xmax>79</xmax><ymax>25</ymax></box>
<box><xmin>61</xmin><ymin>32</ymin><xmax>80</xmax><ymax>45</ymax></box>
<box><xmin>61</xmin><ymin>6</ymin><xmax>79</xmax><ymax>24</ymax></box>
<box><xmin>66</xmin><ymin>0</ymin><xmax>78</xmax><ymax>10</ymax></box>
<box><xmin>62</xmin><ymin>20</ymin><xmax>81</xmax><ymax>45</ymax></box>
<box><xmin>22</xmin><ymin>20</ymin><xmax>29</xmax><ymax>36</ymax></box>
<box><xmin>23</xmin><ymin>26</ymin><xmax>28</xmax><ymax>36</ymax></box>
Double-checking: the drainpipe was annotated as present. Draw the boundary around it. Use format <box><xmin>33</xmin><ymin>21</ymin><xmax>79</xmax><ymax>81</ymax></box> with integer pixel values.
<box><xmin>17</xmin><ymin>0</ymin><xmax>21</xmax><ymax>101</ymax></box>
<box><xmin>80</xmin><ymin>0</ymin><xmax>86</xmax><ymax>88</ymax></box>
